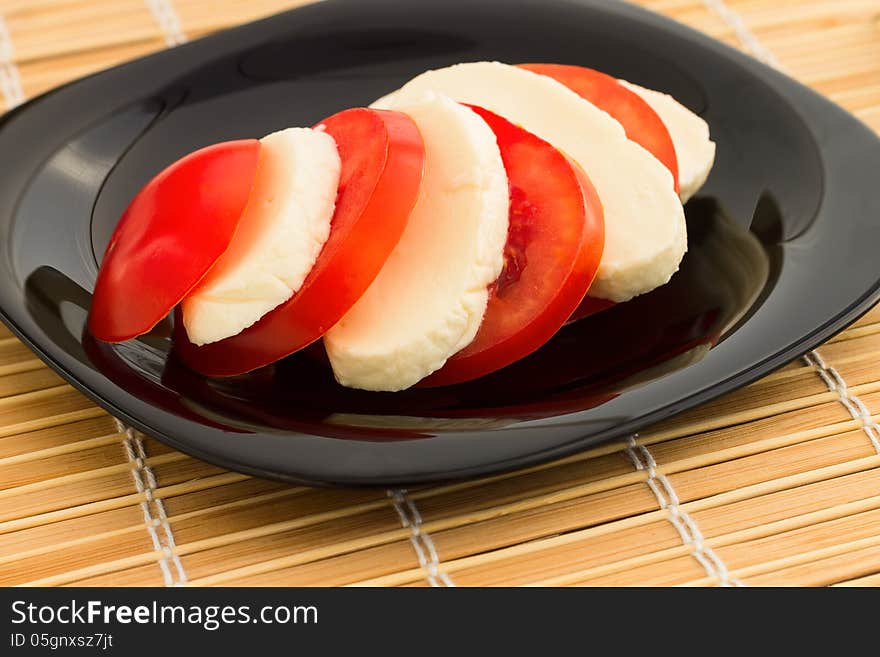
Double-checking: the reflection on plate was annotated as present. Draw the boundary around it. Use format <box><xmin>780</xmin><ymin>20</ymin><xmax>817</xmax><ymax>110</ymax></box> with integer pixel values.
<box><xmin>136</xmin><ymin>199</ymin><xmax>770</xmax><ymax>439</ymax></box>
<box><xmin>28</xmin><ymin>196</ymin><xmax>772</xmax><ymax>440</ymax></box>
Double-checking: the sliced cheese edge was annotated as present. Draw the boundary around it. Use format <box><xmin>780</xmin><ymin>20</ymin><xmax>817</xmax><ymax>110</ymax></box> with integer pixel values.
<box><xmin>182</xmin><ymin>127</ymin><xmax>340</xmax><ymax>345</ymax></box>
<box><xmin>325</xmin><ymin>91</ymin><xmax>509</xmax><ymax>391</ymax></box>
<box><xmin>619</xmin><ymin>80</ymin><xmax>716</xmax><ymax>203</ymax></box>
<box><xmin>373</xmin><ymin>61</ymin><xmax>687</xmax><ymax>303</ymax></box>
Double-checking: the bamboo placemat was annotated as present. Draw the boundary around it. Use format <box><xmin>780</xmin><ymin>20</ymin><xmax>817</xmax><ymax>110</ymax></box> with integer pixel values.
<box><xmin>1</xmin><ymin>0</ymin><xmax>879</xmax><ymax>587</ymax></box>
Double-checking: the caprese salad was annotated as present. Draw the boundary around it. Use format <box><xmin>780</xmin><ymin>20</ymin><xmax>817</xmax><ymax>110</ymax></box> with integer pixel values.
<box><xmin>88</xmin><ymin>61</ymin><xmax>715</xmax><ymax>392</ymax></box>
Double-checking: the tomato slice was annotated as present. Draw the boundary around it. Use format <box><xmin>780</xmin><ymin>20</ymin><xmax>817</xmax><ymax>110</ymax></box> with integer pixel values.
<box><xmin>565</xmin><ymin>295</ymin><xmax>616</xmax><ymax>323</ymax></box>
<box><xmin>519</xmin><ymin>64</ymin><xmax>680</xmax><ymax>322</ymax></box>
<box><xmin>173</xmin><ymin>108</ymin><xmax>425</xmax><ymax>376</ymax></box>
<box><xmin>88</xmin><ymin>140</ymin><xmax>260</xmax><ymax>342</ymax></box>
<box><xmin>422</xmin><ymin>104</ymin><xmax>604</xmax><ymax>387</ymax></box>
<box><xmin>518</xmin><ymin>63</ymin><xmax>679</xmax><ymax>194</ymax></box>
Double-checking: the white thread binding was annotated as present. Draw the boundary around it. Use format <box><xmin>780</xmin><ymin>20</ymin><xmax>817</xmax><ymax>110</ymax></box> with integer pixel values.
<box><xmin>387</xmin><ymin>489</ymin><xmax>455</xmax><ymax>587</ymax></box>
<box><xmin>803</xmin><ymin>351</ymin><xmax>880</xmax><ymax>455</ymax></box>
<box><xmin>131</xmin><ymin>430</ymin><xmax>188</xmax><ymax>584</ymax></box>
<box><xmin>116</xmin><ymin>419</ymin><xmax>174</xmax><ymax>586</ymax></box>
<box><xmin>0</xmin><ymin>14</ymin><xmax>25</xmax><ymax>110</ymax></box>
<box><xmin>145</xmin><ymin>0</ymin><xmax>187</xmax><ymax>47</ymax></box>
<box><xmin>116</xmin><ymin>419</ymin><xmax>188</xmax><ymax>585</ymax></box>
<box><xmin>702</xmin><ymin>0</ymin><xmax>785</xmax><ymax>71</ymax></box>
<box><xmin>625</xmin><ymin>436</ymin><xmax>744</xmax><ymax>586</ymax></box>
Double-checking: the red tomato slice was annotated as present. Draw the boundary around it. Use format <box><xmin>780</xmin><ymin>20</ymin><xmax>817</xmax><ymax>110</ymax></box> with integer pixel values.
<box><xmin>173</xmin><ymin>108</ymin><xmax>425</xmax><ymax>376</ymax></box>
<box><xmin>566</xmin><ymin>295</ymin><xmax>616</xmax><ymax>323</ymax></box>
<box><xmin>422</xmin><ymin>104</ymin><xmax>604</xmax><ymax>387</ymax></box>
<box><xmin>518</xmin><ymin>63</ymin><xmax>679</xmax><ymax>194</ymax></box>
<box><xmin>88</xmin><ymin>140</ymin><xmax>260</xmax><ymax>342</ymax></box>
<box><xmin>519</xmin><ymin>64</ymin><xmax>679</xmax><ymax>322</ymax></box>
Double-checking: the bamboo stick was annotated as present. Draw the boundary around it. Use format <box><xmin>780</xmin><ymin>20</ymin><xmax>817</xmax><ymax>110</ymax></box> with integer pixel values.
<box><xmin>5</xmin><ymin>0</ymin><xmax>304</xmax><ymax>64</ymax></box>
<box><xmin>0</xmin><ymin>408</ymin><xmax>107</xmax><ymax>439</ymax></box>
<box><xmin>415</xmin><ymin>416</ymin><xmax>864</xmax><ymax>506</ymax></box>
<box><xmin>19</xmin><ymin>498</ymin><xmax>404</xmax><ymax>586</ymax></box>
<box><xmin>0</xmin><ymin>361</ymin><xmax>47</xmax><ymax>381</ymax></box>
<box><xmin>832</xmin><ymin>572</ymin><xmax>880</xmax><ymax>587</ymax></box>
<box><xmin>2</xmin><ymin>402</ymin><xmax>874</xmax><ymax>582</ymax></box>
<box><xmin>0</xmin><ymin>432</ymin><xmax>124</xmax><ymax>467</ymax></box>
<box><xmin>0</xmin><ymin>472</ymin><xmax>248</xmax><ymax>534</ymax></box>
<box><xmin>352</xmin><ymin>457</ymin><xmax>880</xmax><ymax>586</ymax></box>
<box><xmin>681</xmin><ymin>533</ymin><xmax>880</xmax><ymax>587</ymax></box>
<box><xmin>0</xmin><ymin>485</ymin><xmax>308</xmax><ymax>568</ymax></box>
<box><xmin>531</xmin><ymin>494</ymin><xmax>880</xmax><ymax>586</ymax></box>
<box><xmin>0</xmin><ymin>384</ymin><xmax>70</xmax><ymax>410</ymax></box>
<box><xmin>0</xmin><ymin>451</ymin><xmax>188</xmax><ymax>500</ymax></box>
<box><xmin>81</xmin><ymin>445</ymin><xmax>880</xmax><ymax>588</ymax></box>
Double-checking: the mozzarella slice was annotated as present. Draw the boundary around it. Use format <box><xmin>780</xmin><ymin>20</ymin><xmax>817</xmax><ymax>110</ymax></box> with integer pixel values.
<box><xmin>619</xmin><ymin>80</ymin><xmax>716</xmax><ymax>203</ymax></box>
<box><xmin>324</xmin><ymin>92</ymin><xmax>509</xmax><ymax>392</ymax></box>
<box><xmin>374</xmin><ymin>62</ymin><xmax>686</xmax><ymax>303</ymax></box>
<box><xmin>182</xmin><ymin>128</ymin><xmax>340</xmax><ymax>346</ymax></box>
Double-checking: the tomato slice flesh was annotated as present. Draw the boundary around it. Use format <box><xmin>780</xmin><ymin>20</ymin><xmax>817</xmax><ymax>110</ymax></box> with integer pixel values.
<box><xmin>422</xmin><ymin>104</ymin><xmax>604</xmax><ymax>387</ymax></box>
<box><xmin>520</xmin><ymin>64</ymin><xmax>680</xmax><ymax>320</ymax></box>
<box><xmin>173</xmin><ymin>108</ymin><xmax>425</xmax><ymax>376</ymax></box>
<box><xmin>88</xmin><ymin>140</ymin><xmax>260</xmax><ymax>342</ymax></box>
<box><xmin>519</xmin><ymin>63</ymin><xmax>679</xmax><ymax>194</ymax></box>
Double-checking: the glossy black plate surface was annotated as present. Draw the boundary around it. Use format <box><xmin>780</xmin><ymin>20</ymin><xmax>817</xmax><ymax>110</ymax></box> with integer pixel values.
<box><xmin>1</xmin><ymin>0</ymin><xmax>879</xmax><ymax>486</ymax></box>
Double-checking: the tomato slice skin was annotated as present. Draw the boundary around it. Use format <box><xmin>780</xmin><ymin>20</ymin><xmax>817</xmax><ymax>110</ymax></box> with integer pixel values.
<box><xmin>519</xmin><ymin>64</ymin><xmax>680</xmax><ymax>321</ymax></box>
<box><xmin>88</xmin><ymin>140</ymin><xmax>260</xmax><ymax>343</ymax></box>
<box><xmin>566</xmin><ymin>295</ymin><xmax>617</xmax><ymax>323</ymax></box>
<box><xmin>519</xmin><ymin>63</ymin><xmax>679</xmax><ymax>194</ymax></box>
<box><xmin>422</xmin><ymin>104</ymin><xmax>604</xmax><ymax>387</ymax></box>
<box><xmin>173</xmin><ymin>108</ymin><xmax>425</xmax><ymax>376</ymax></box>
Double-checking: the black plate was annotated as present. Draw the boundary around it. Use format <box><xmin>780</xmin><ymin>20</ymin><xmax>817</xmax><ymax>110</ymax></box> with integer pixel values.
<box><xmin>1</xmin><ymin>0</ymin><xmax>879</xmax><ymax>486</ymax></box>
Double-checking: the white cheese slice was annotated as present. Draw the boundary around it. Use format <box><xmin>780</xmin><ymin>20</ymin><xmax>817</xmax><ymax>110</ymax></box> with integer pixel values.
<box><xmin>374</xmin><ymin>62</ymin><xmax>686</xmax><ymax>303</ymax></box>
<box><xmin>619</xmin><ymin>80</ymin><xmax>716</xmax><ymax>203</ymax></box>
<box><xmin>182</xmin><ymin>127</ymin><xmax>340</xmax><ymax>346</ymax></box>
<box><xmin>324</xmin><ymin>92</ymin><xmax>509</xmax><ymax>391</ymax></box>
